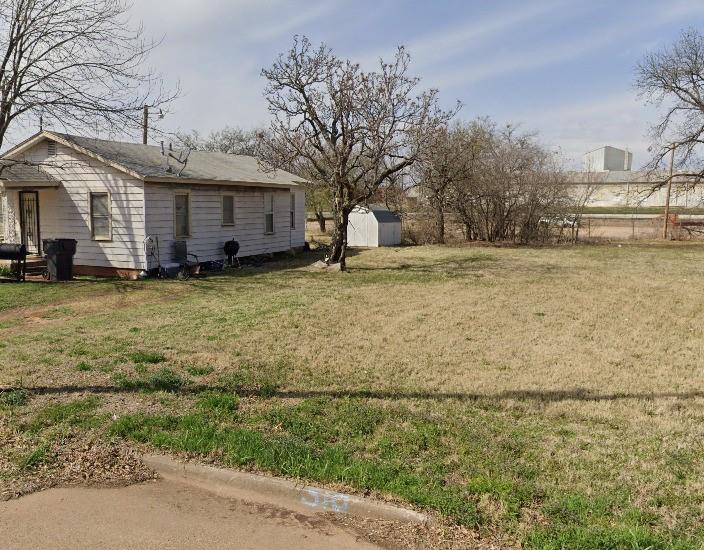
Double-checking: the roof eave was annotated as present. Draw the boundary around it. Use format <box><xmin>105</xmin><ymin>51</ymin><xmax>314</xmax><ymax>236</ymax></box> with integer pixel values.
<box><xmin>0</xmin><ymin>180</ymin><xmax>60</xmax><ymax>189</ymax></box>
<box><xmin>1</xmin><ymin>131</ymin><xmax>48</xmax><ymax>159</ymax></box>
<box><xmin>1</xmin><ymin>130</ymin><xmax>147</xmax><ymax>181</ymax></box>
<box><xmin>143</xmin><ymin>176</ymin><xmax>301</xmax><ymax>188</ymax></box>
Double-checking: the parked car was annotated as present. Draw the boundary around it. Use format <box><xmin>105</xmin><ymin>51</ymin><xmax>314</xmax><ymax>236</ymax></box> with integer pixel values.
<box><xmin>539</xmin><ymin>215</ymin><xmax>577</xmax><ymax>228</ymax></box>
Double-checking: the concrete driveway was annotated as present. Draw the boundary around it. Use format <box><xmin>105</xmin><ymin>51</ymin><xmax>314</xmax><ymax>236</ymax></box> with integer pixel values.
<box><xmin>0</xmin><ymin>480</ymin><xmax>380</xmax><ymax>549</ymax></box>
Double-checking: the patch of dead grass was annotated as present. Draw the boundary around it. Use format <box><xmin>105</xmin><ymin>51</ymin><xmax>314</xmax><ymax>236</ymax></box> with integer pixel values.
<box><xmin>2</xmin><ymin>242</ymin><xmax>704</xmax><ymax>544</ymax></box>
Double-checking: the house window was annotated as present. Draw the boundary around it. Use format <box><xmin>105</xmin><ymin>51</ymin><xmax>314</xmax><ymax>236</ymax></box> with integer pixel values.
<box><xmin>264</xmin><ymin>192</ymin><xmax>274</xmax><ymax>234</ymax></box>
<box><xmin>222</xmin><ymin>194</ymin><xmax>235</xmax><ymax>226</ymax></box>
<box><xmin>290</xmin><ymin>192</ymin><xmax>296</xmax><ymax>230</ymax></box>
<box><xmin>47</xmin><ymin>140</ymin><xmax>57</xmax><ymax>156</ymax></box>
<box><xmin>174</xmin><ymin>193</ymin><xmax>190</xmax><ymax>237</ymax></box>
<box><xmin>90</xmin><ymin>192</ymin><xmax>111</xmax><ymax>240</ymax></box>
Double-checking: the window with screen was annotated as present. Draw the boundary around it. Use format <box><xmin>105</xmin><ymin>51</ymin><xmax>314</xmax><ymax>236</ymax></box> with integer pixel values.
<box><xmin>222</xmin><ymin>194</ymin><xmax>235</xmax><ymax>226</ymax></box>
<box><xmin>174</xmin><ymin>193</ymin><xmax>190</xmax><ymax>237</ymax></box>
<box><xmin>90</xmin><ymin>192</ymin><xmax>111</xmax><ymax>240</ymax></box>
<box><xmin>290</xmin><ymin>192</ymin><xmax>296</xmax><ymax>230</ymax></box>
<box><xmin>264</xmin><ymin>193</ymin><xmax>274</xmax><ymax>234</ymax></box>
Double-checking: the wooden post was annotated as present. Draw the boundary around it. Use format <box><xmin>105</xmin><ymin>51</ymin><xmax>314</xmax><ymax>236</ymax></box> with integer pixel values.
<box><xmin>142</xmin><ymin>105</ymin><xmax>148</xmax><ymax>145</ymax></box>
<box><xmin>663</xmin><ymin>147</ymin><xmax>675</xmax><ymax>239</ymax></box>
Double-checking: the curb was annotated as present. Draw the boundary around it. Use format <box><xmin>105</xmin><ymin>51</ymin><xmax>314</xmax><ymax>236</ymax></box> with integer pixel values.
<box><xmin>142</xmin><ymin>454</ymin><xmax>428</xmax><ymax>524</ymax></box>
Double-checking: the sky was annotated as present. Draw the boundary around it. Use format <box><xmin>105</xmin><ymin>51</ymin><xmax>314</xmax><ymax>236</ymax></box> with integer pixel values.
<box><xmin>29</xmin><ymin>0</ymin><xmax>704</xmax><ymax>168</ymax></box>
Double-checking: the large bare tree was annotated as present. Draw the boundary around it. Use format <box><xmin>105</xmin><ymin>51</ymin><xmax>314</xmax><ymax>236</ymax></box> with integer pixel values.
<box><xmin>636</xmin><ymin>28</ymin><xmax>704</xmax><ymax>182</ymax></box>
<box><xmin>0</xmin><ymin>0</ymin><xmax>175</xmax><ymax>153</ymax></box>
<box><xmin>175</xmin><ymin>126</ymin><xmax>261</xmax><ymax>156</ymax></box>
<box><xmin>260</xmin><ymin>36</ymin><xmax>455</xmax><ymax>269</ymax></box>
<box><xmin>446</xmin><ymin>119</ymin><xmax>568</xmax><ymax>244</ymax></box>
<box><xmin>413</xmin><ymin>122</ymin><xmax>480</xmax><ymax>243</ymax></box>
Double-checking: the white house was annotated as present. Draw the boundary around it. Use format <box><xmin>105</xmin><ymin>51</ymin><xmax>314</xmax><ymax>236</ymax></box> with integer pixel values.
<box><xmin>347</xmin><ymin>205</ymin><xmax>402</xmax><ymax>247</ymax></box>
<box><xmin>0</xmin><ymin>131</ymin><xmax>306</xmax><ymax>278</ymax></box>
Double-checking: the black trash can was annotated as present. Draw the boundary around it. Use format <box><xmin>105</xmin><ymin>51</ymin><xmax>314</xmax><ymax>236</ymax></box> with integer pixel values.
<box><xmin>43</xmin><ymin>239</ymin><xmax>77</xmax><ymax>281</ymax></box>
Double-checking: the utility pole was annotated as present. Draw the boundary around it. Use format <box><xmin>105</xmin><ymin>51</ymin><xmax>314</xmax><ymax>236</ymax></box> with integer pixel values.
<box><xmin>142</xmin><ymin>104</ymin><xmax>148</xmax><ymax>145</ymax></box>
<box><xmin>662</xmin><ymin>146</ymin><xmax>675</xmax><ymax>239</ymax></box>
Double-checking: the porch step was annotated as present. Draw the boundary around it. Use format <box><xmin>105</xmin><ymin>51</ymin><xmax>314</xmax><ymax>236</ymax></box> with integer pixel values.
<box><xmin>25</xmin><ymin>256</ymin><xmax>46</xmax><ymax>276</ymax></box>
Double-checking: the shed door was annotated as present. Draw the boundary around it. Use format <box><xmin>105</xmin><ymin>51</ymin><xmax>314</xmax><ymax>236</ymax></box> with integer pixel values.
<box><xmin>19</xmin><ymin>191</ymin><xmax>40</xmax><ymax>255</ymax></box>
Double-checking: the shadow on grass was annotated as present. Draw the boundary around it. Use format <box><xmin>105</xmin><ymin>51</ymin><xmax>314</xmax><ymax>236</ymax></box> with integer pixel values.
<box><xmin>349</xmin><ymin>255</ymin><xmax>495</xmax><ymax>275</ymax></box>
<box><xmin>3</xmin><ymin>385</ymin><xmax>703</xmax><ymax>403</ymax></box>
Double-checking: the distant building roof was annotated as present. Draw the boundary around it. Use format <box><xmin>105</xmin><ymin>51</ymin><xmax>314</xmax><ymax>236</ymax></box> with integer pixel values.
<box><xmin>3</xmin><ymin>131</ymin><xmax>305</xmax><ymax>187</ymax></box>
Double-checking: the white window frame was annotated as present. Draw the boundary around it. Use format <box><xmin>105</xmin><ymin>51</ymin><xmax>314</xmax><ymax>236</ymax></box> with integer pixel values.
<box><xmin>264</xmin><ymin>192</ymin><xmax>274</xmax><ymax>234</ymax></box>
<box><xmin>221</xmin><ymin>193</ymin><xmax>235</xmax><ymax>227</ymax></box>
<box><xmin>174</xmin><ymin>192</ymin><xmax>191</xmax><ymax>238</ymax></box>
<box><xmin>89</xmin><ymin>191</ymin><xmax>112</xmax><ymax>241</ymax></box>
<box><xmin>290</xmin><ymin>192</ymin><xmax>296</xmax><ymax>230</ymax></box>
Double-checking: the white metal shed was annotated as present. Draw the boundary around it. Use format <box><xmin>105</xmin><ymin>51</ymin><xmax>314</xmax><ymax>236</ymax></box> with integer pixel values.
<box><xmin>347</xmin><ymin>205</ymin><xmax>402</xmax><ymax>247</ymax></box>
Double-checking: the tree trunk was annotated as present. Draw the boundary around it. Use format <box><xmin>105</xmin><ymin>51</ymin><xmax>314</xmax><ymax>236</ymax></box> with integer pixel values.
<box><xmin>435</xmin><ymin>206</ymin><xmax>445</xmax><ymax>244</ymax></box>
<box><xmin>327</xmin><ymin>207</ymin><xmax>351</xmax><ymax>270</ymax></box>
<box><xmin>315</xmin><ymin>208</ymin><xmax>327</xmax><ymax>232</ymax></box>
<box><xmin>463</xmin><ymin>221</ymin><xmax>473</xmax><ymax>241</ymax></box>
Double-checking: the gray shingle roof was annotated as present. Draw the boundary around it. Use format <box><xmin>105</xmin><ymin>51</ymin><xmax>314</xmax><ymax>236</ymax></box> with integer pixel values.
<box><xmin>355</xmin><ymin>205</ymin><xmax>401</xmax><ymax>223</ymax></box>
<box><xmin>0</xmin><ymin>160</ymin><xmax>58</xmax><ymax>182</ymax></box>
<box><xmin>48</xmin><ymin>132</ymin><xmax>303</xmax><ymax>187</ymax></box>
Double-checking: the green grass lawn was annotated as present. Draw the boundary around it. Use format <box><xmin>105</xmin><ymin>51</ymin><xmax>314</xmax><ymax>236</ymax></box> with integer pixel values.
<box><xmin>2</xmin><ymin>243</ymin><xmax>704</xmax><ymax>548</ymax></box>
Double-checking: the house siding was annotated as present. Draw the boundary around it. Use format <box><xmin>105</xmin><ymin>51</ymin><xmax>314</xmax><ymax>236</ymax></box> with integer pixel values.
<box><xmin>12</xmin><ymin>142</ymin><xmax>146</xmax><ymax>270</ymax></box>
<box><xmin>144</xmin><ymin>183</ymin><xmax>305</xmax><ymax>267</ymax></box>
<box><xmin>2</xmin><ymin>137</ymin><xmax>306</xmax><ymax>274</ymax></box>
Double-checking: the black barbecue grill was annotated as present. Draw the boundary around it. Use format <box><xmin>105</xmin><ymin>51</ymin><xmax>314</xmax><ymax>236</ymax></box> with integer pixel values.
<box><xmin>0</xmin><ymin>243</ymin><xmax>28</xmax><ymax>281</ymax></box>
<box><xmin>224</xmin><ymin>240</ymin><xmax>240</xmax><ymax>267</ymax></box>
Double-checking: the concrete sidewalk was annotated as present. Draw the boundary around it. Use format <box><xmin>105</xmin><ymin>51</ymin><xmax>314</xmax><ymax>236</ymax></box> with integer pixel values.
<box><xmin>0</xmin><ymin>480</ymin><xmax>380</xmax><ymax>550</ymax></box>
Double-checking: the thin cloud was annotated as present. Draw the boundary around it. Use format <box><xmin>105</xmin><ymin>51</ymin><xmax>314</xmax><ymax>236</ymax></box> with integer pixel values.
<box><xmin>406</xmin><ymin>0</ymin><xmax>566</xmax><ymax>68</ymax></box>
<box><xmin>425</xmin><ymin>1</ymin><xmax>704</xmax><ymax>90</ymax></box>
<box><xmin>240</xmin><ymin>2</ymin><xmax>337</xmax><ymax>43</ymax></box>
<box><xmin>356</xmin><ymin>0</ymin><xmax>566</xmax><ymax>69</ymax></box>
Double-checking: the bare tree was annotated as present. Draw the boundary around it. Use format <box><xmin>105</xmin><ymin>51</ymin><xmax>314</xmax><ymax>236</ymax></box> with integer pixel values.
<box><xmin>259</xmin><ymin>36</ymin><xmax>456</xmax><ymax>269</ymax></box>
<box><xmin>566</xmin><ymin>169</ymin><xmax>603</xmax><ymax>242</ymax></box>
<box><xmin>306</xmin><ymin>183</ymin><xmax>330</xmax><ymax>233</ymax></box>
<box><xmin>175</xmin><ymin>127</ymin><xmax>261</xmax><ymax>156</ymax></box>
<box><xmin>448</xmin><ymin>120</ymin><xmax>568</xmax><ymax>243</ymax></box>
<box><xmin>0</xmin><ymin>0</ymin><xmax>175</xmax><ymax>154</ymax></box>
<box><xmin>413</xmin><ymin>122</ymin><xmax>481</xmax><ymax>243</ymax></box>
<box><xmin>636</xmin><ymin>28</ymin><xmax>704</xmax><ymax>183</ymax></box>
<box><xmin>447</xmin><ymin>119</ymin><xmax>494</xmax><ymax>241</ymax></box>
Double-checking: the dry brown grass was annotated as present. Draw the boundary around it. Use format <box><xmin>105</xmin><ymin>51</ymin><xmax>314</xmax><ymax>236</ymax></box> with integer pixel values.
<box><xmin>2</xmin><ymin>241</ymin><xmax>704</xmax><ymax>546</ymax></box>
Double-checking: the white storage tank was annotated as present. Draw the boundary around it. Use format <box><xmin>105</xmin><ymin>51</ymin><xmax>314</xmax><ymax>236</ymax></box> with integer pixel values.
<box><xmin>347</xmin><ymin>205</ymin><xmax>402</xmax><ymax>247</ymax></box>
<box><xmin>584</xmin><ymin>146</ymin><xmax>633</xmax><ymax>172</ymax></box>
